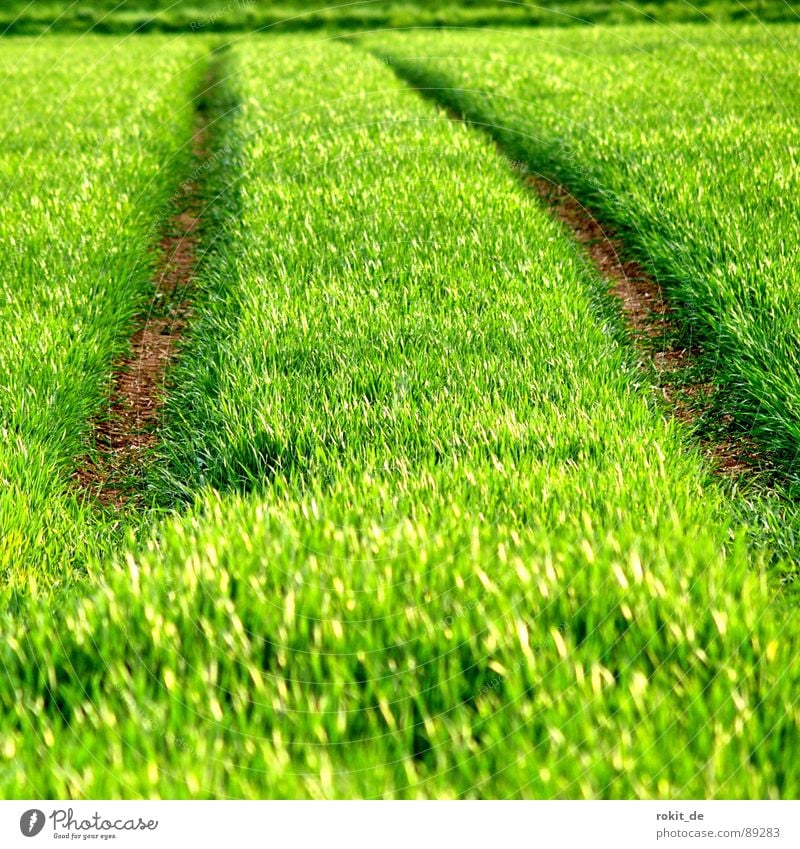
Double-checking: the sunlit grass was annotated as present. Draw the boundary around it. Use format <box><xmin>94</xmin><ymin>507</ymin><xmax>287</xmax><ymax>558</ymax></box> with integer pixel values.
<box><xmin>0</xmin><ymin>36</ymin><xmax>206</xmax><ymax>593</ymax></box>
<box><xmin>2</xmin><ymin>35</ymin><xmax>796</xmax><ymax>799</ymax></box>
<box><xmin>366</xmin><ymin>23</ymin><xmax>800</xmax><ymax>472</ymax></box>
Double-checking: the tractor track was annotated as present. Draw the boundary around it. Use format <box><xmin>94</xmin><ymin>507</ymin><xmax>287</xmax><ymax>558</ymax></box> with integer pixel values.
<box><xmin>74</xmin><ymin>69</ymin><xmax>215</xmax><ymax>507</ymax></box>
<box><xmin>529</xmin><ymin>178</ymin><xmax>763</xmax><ymax>477</ymax></box>
<box><xmin>390</xmin><ymin>76</ymin><xmax>767</xmax><ymax>479</ymax></box>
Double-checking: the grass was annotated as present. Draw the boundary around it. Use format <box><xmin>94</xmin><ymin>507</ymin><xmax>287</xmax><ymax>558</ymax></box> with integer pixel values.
<box><xmin>2</xmin><ymin>0</ymin><xmax>799</xmax><ymax>35</ymax></box>
<box><xmin>1</xmin><ymin>34</ymin><xmax>798</xmax><ymax>799</ymax></box>
<box><xmin>0</xmin><ymin>35</ymin><xmax>207</xmax><ymax>596</ymax></box>
<box><xmin>362</xmin><ymin>23</ymin><xmax>800</xmax><ymax>478</ymax></box>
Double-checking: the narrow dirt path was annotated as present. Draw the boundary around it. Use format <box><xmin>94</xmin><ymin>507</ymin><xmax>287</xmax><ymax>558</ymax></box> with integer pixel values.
<box><xmin>417</xmin><ymin>88</ymin><xmax>763</xmax><ymax>476</ymax></box>
<box><xmin>376</xmin><ymin>61</ymin><xmax>771</xmax><ymax>478</ymax></box>
<box><xmin>75</xmin><ymin>71</ymin><xmax>214</xmax><ymax>507</ymax></box>
<box><xmin>529</xmin><ymin>179</ymin><xmax>762</xmax><ymax>476</ymax></box>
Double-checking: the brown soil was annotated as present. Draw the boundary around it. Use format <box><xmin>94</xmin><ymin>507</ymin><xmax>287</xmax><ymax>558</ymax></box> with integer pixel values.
<box><xmin>530</xmin><ymin>178</ymin><xmax>762</xmax><ymax>476</ymax></box>
<box><xmin>399</xmin><ymin>85</ymin><xmax>764</xmax><ymax>477</ymax></box>
<box><xmin>74</xmin><ymin>98</ymin><xmax>211</xmax><ymax>507</ymax></box>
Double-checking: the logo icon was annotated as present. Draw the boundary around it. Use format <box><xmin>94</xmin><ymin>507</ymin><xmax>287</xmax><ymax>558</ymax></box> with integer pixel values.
<box><xmin>19</xmin><ymin>809</ymin><xmax>45</xmax><ymax>837</ymax></box>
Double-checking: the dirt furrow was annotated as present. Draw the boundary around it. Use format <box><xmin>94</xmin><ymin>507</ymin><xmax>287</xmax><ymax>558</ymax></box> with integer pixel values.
<box><xmin>529</xmin><ymin>178</ymin><xmax>763</xmax><ymax>476</ymax></box>
<box><xmin>388</xmin><ymin>73</ymin><xmax>768</xmax><ymax>477</ymax></box>
<box><xmin>74</xmin><ymin>80</ymin><xmax>213</xmax><ymax>507</ymax></box>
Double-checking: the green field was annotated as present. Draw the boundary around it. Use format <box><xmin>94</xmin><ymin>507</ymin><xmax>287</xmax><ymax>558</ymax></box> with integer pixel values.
<box><xmin>0</xmin><ymin>36</ymin><xmax>206</xmax><ymax>594</ymax></box>
<box><xmin>1</xmin><ymin>9</ymin><xmax>799</xmax><ymax>801</ymax></box>
<box><xmin>364</xmin><ymin>24</ymin><xmax>800</xmax><ymax>469</ymax></box>
<box><xmin>3</xmin><ymin>0</ymin><xmax>800</xmax><ymax>33</ymax></box>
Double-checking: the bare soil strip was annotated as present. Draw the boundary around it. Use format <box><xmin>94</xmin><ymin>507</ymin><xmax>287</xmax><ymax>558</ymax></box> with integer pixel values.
<box><xmin>75</xmin><ymin>81</ymin><xmax>213</xmax><ymax>507</ymax></box>
<box><xmin>529</xmin><ymin>178</ymin><xmax>763</xmax><ymax>476</ymax></box>
<box><xmin>397</xmin><ymin>79</ymin><xmax>767</xmax><ymax>477</ymax></box>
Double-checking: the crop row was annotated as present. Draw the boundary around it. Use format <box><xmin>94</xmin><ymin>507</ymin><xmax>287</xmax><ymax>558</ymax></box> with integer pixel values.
<box><xmin>4</xmin><ymin>1</ymin><xmax>798</xmax><ymax>36</ymax></box>
<box><xmin>0</xmin><ymin>36</ymin><xmax>208</xmax><ymax>594</ymax></box>
<box><xmin>366</xmin><ymin>24</ymin><xmax>800</xmax><ymax>474</ymax></box>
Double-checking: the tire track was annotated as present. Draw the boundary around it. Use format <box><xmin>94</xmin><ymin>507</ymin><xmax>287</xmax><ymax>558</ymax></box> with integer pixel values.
<box><xmin>74</xmin><ymin>65</ymin><xmax>215</xmax><ymax>507</ymax></box>
<box><xmin>530</xmin><ymin>179</ymin><xmax>763</xmax><ymax>477</ymax></box>
<box><xmin>381</xmin><ymin>69</ymin><xmax>766</xmax><ymax>479</ymax></box>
